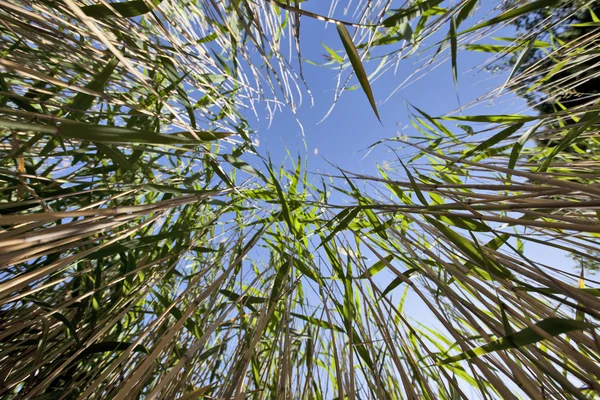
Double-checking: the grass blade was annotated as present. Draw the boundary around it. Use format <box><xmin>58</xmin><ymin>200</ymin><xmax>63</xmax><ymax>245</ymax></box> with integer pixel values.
<box><xmin>336</xmin><ymin>23</ymin><xmax>381</xmax><ymax>122</ymax></box>
<box><xmin>438</xmin><ymin>318</ymin><xmax>593</xmax><ymax>365</ymax></box>
<box><xmin>81</xmin><ymin>0</ymin><xmax>164</xmax><ymax>19</ymax></box>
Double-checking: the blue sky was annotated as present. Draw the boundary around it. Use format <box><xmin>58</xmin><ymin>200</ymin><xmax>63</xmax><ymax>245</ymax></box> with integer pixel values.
<box><xmin>248</xmin><ymin>1</ymin><xmax>530</xmax><ymax>178</ymax></box>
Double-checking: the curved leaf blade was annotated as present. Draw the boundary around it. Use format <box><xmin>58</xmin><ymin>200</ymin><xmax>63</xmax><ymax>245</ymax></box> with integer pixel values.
<box><xmin>336</xmin><ymin>23</ymin><xmax>380</xmax><ymax>122</ymax></box>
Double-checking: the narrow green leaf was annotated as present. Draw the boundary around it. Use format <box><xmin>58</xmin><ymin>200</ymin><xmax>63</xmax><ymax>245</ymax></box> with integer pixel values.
<box><xmin>356</xmin><ymin>255</ymin><xmax>394</xmax><ymax>279</ymax></box>
<box><xmin>81</xmin><ymin>0</ymin><xmax>164</xmax><ymax>19</ymax></box>
<box><xmin>425</xmin><ymin>216</ymin><xmax>511</xmax><ymax>279</ymax></box>
<box><xmin>382</xmin><ymin>0</ymin><xmax>443</xmax><ymax>27</ymax></box>
<box><xmin>269</xmin><ymin>256</ymin><xmax>292</xmax><ymax>307</ymax></box>
<box><xmin>320</xmin><ymin>207</ymin><xmax>361</xmax><ymax>247</ymax></box>
<box><xmin>526</xmin><ymin>59</ymin><xmax>567</xmax><ymax>94</ymax></box>
<box><xmin>220</xmin><ymin>289</ymin><xmax>266</xmax><ymax>312</ymax></box>
<box><xmin>267</xmin><ymin>164</ymin><xmax>295</xmax><ymax>235</ymax></box>
<box><xmin>500</xmin><ymin>303</ymin><xmax>514</xmax><ymax>336</ymax></box>
<box><xmin>441</xmin><ymin>115</ymin><xmax>535</xmax><ymax>123</ymax></box>
<box><xmin>25</xmin><ymin>297</ymin><xmax>80</xmax><ymax>346</ymax></box>
<box><xmin>456</xmin><ymin>0</ymin><xmax>478</xmax><ymax>27</ymax></box>
<box><xmin>461</xmin><ymin>0</ymin><xmax>560</xmax><ymax>34</ymax></box>
<box><xmin>539</xmin><ymin>110</ymin><xmax>600</xmax><ymax>172</ymax></box>
<box><xmin>450</xmin><ymin>16</ymin><xmax>458</xmax><ymax>87</ymax></box>
<box><xmin>159</xmin><ymin>56</ymin><xmax>196</xmax><ymax>129</ymax></box>
<box><xmin>508</xmin><ymin>120</ymin><xmax>543</xmax><ymax>172</ymax></box>
<box><xmin>153</xmin><ymin>291</ymin><xmax>201</xmax><ymax>338</ymax></box>
<box><xmin>293</xmin><ymin>257</ymin><xmax>323</xmax><ymax>285</ymax></box>
<box><xmin>464</xmin><ymin>123</ymin><xmax>524</xmax><ymax>158</ymax></box>
<box><xmin>437</xmin><ymin>215</ymin><xmax>491</xmax><ymax>232</ymax></box>
<box><xmin>56</xmin><ymin>122</ymin><xmax>228</xmax><ymax>145</ymax></box>
<box><xmin>291</xmin><ymin>312</ymin><xmax>345</xmax><ymax>333</ymax></box>
<box><xmin>0</xmin><ymin>73</ymin><xmax>8</xmax><ymax>108</ymax></box>
<box><xmin>438</xmin><ymin>318</ymin><xmax>593</xmax><ymax>365</ymax></box>
<box><xmin>399</xmin><ymin>161</ymin><xmax>428</xmax><ymax>206</ymax></box>
<box><xmin>96</xmin><ymin>143</ymin><xmax>133</xmax><ymax>171</ymax></box>
<box><xmin>68</xmin><ymin>58</ymin><xmax>118</xmax><ymax>121</ymax></box>
<box><xmin>336</xmin><ymin>23</ymin><xmax>380</xmax><ymax>122</ymax></box>
<box><xmin>322</xmin><ymin>43</ymin><xmax>344</xmax><ymax>64</ymax></box>
<box><xmin>223</xmin><ymin>154</ymin><xmax>259</xmax><ymax>176</ymax></box>
<box><xmin>577</xmin><ymin>267</ymin><xmax>586</xmax><ymax>322</ymax></box>
<box><xmin>379</xmin><ymin>268</ymin><xmax>418</xmax><ymax>298</ymax></box>
<box><xmin>499</xmin><ymin>36</ymin><xmax>536</xmax><ymax>94</ymax></box>
<box><xmin>413</xmin><ymin>105</ymin><xmax>457</xmax><ymax>139</ymax></box>
<box><xmin>514</xmin><ymin>287</ymin><xmax>600</xmax><ymax>297</ymax></box>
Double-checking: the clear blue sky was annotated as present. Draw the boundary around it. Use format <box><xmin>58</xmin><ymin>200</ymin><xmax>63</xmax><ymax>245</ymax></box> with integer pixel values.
<box><xmin>247</xmin><ymin>2</ymin><xmax>529</xmax><ymax>177</ymax></box>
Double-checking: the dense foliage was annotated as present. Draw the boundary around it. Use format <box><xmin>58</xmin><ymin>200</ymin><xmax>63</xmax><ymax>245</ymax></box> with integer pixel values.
<box><xmin>0</xmin><ymin>0</ymin><xmax>599</xmax><ymax>399</ymax></box>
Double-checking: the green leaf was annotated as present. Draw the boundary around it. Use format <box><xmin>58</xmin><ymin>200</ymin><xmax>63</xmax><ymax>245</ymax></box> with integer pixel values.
<box><xmin>425</xmin><ymin>216</ymin><xmax>511</xmax><ymax>279</ymax></box>
<box><xmin>320</xmin><ymin>207</ymin><xmax>361</xmax><ymax>247</ymax></box>
<box><xmin>142</xmin><ymin>184</ymin><xmax>210</xmax><ymax>194</ymax></box>
<box><xmin>267</xmin><ymin>163</ymin><xmax>295</xmax><ymax>236</ymax></box>
<box><xmin>56</xmin><ymin>122</ymin><xmax>229</xmax><ymax>145</ymax></box>
<box><xmin>81</xmin><ymin>0</ymin><xmax>164</xmax><ymax>19</ymax></box>
<box><xmin>526</xmin><ymin>59</ymin><xmax>567</xmax><ymax>94</ymax></box>
<box><xmin>499</xmin><ymin>36</ymin><xmax>536</xmax><ymax>94</ymax></box>
<box><xmin>438</xmin><ymin>318</ymin><xmax>593</xmax><ymax>365</ymax></box>
<box><xmin>508</xmin><ymin>120</ymin><xmax>543</xmax><ymax>172</ymax></box>
<box><xmin>539</xmin><ymin>110</ymin><xmax>600</xmax><ymax>172</ymax></box>
<box><xmin>336</xmin><ymin>23</ymin><xmax>380</xmax><ymax>122</ymax></box>
<box><xmin>413</xmin><ymin>105</ymin><xmax>457</xmax><ymax>139</ymax></box>
<box><xmin>500</xmin><ymin>303</ymin><xmax>514</xmax><ymax>336</ymax></box>
<box><xmin>382</xmin><ymin>0</ymin><xmax>443</xmax><ymax>27</ymax></box>
<box><xmin>96</xmin><ymin>143</ymin><xmax>133</xmax><ymax>171</ymax></box>
<box><xmin>441</xmin><ymin>115</ymin><xmax>535</xmax><ymax>123</ymax></box>
<box><xmin>356</xmin><ymin>255</ymin><xmax>394</xmax><ymax>279</ymax></box>
<box><xmin>153</xmin><ymin>291</ymin><xmax>201</xmax><ymax>338</ymax></box>
<box><xmin>514</xmin><ymin>287</ymin><xmax>600</xmax><ymax>297</ymax></box>
<box><xmin>25</xmin><ymin>297</ymin><xmax>80</xmax><ymax>346</ymax></box>
<box><xmin>159</xmin><ymin>56</ymin><xmax>196</xmax><ymax>129</ymax></box>
<box><xmin>461</xmin><ymin>0</ymin><xmax>560</xmax><ymax>34</ymax></box>
<box><xmin>399</xmin><ymin>161</ymin><xmax>428</xmax><ymax>206</ymax></box>
<box><xmin>437</xmin><ymin>215</ymin><xmax>491</xmax><ymax>232</ymax></box>
<box><xmin>456</xmin><ymin>0</ymin><xmax>478</xmax><ymax>27</ymax></box>
<box><xmin>68</xmin><ymin>58</ymin><xmax>118</xmax><ymax>121</ymax></box>
<box><xmin>223</xmin><ymin>154</ymin><xmax>259</xmax><ymax>176</ymax></box>
<box><xmin>291</xmin><ymin>312</ymin><xmax>345</xmax><ymax>333</ymax></box>
<box><xmin>450</xmin><ymin>16</ymin><xmax>458</xmax><ymax>88</ymax></box>
<box><xmin>322</xmin><ymin>43</ymin><xmax>343</xmax><ymax>64</ymax></box>
<box><xmin>269</xmin><ymin>256</ymin><xmax>292</xmax><ymax>307</ymax></box>
<box><xmin>293</xmin><ymin>257</ymin><xmax>323</xmax><ymax>285</ymax></box>
<box><xmin>464</xmin><ymin>123</ymin><xmax>524</xmax><ymax>158</ymax></box>
<box><xmin>0</xmin><ymin>73</ymin><xmax>8</xmax><ymax>108</ymax></box>
<box><xmin>378</xmin><ymin>268</ymin><xmax>418</xmax><ymax>299</ymax></box>
<box><xmin>220</xmin><ymin>289</ymin><xmax>266</xmax><ymax>312</ymax></box>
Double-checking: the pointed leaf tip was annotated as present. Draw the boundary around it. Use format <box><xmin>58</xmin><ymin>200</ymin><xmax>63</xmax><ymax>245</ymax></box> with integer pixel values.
<box><xmin>336</xmin><ymin>23</ymin><xmax>381</xmax><ymax>122</ymax></box>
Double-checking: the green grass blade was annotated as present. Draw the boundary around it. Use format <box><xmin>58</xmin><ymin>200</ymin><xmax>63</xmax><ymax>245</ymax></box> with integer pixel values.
<box><xmin>450</xmin><ymin>16</ymin><xmax>458</xmax><ymax>88</ymax></box>
<box><xmin>356</xmin><ymin>254</ymin><xmax>394</xmax><ymax>279</ymax></box>
<box><xmin>464</xmin><ymin>123</ymin><xmax>524</xmax><ymax>158</ymax></box>
<box><xmin>439</xmin><ymin>318</ymin><xmax>593</xmax><ymax>365</ymax></box>
<box><xmin>462</xmin><ymin>0</ymin><xmax>560</xmax><ymax>34</ymax></box>
<box><xmin>68</xmin><ymin>58</ymin><xmax>118</xmax><ymax>121</ymax></box>
<box><xmin>81</xmin><ymin>0</ymin><xmax>164</xmax><ymax>19</ymax></box>
<box><xmin>336</xmin><ymin>23</ymin><xmax>381</xmax><ymax>122</ymax></box>
<box><xmin>382</xmin><ymin>0</ymin><xmax>443</xmax><ymax>28</ymax></box>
